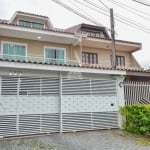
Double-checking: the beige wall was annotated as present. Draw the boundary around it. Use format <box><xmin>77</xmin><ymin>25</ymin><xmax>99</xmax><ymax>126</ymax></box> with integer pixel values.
<box><xmin>0</xmin><ymin>36</ymin><xmax>140</xmax><ymax>67</ymax></box>
<box><xmin>0</xmin><ymin>36</ymin><xmax>71</xmax><ymax>60</ymax></box>
<box><xmin>72</xmin><ymin>46</ymin><xmax>139</xmax><ymax>67</ymax></box>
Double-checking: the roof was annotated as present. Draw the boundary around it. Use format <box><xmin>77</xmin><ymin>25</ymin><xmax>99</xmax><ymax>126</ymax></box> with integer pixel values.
<box><xmin>15</xmin><ymin>11</ymin><xmax>48</xmax><ymax>19</ymax></box>
<box><xmin>0</xmin><ymin>58</ymin><xmax>149</xmax><ymax>73</ymax></box>
<box><xmin>65</xmin><ymin>23</ymin><xmax>110</xmax><ymax>39</ymax></box>
<box><xmin>0</xmin><ymin>11</ymin><xmax>142</xmax><ymax>51</ymax></box>
<box><xmin>0</xmin><ymin>21</ymin><xmax>74</xmax><ymax>35</ymax></box>
<box><xmin>0</xmin><ymin>19</ymin><xmax>8</xmax><ymax>23</ymax></box>
<box><xmin>8</xmin><ymin>11</ymin><xmax>54</xmax><ymax>30</ymax></box>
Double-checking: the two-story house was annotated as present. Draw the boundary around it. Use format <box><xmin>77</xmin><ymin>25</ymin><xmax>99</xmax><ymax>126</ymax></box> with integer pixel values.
<box><xmin>0</xmin><ymin>11</ymin><xmax>148</xmax><ymax>137</ymax></box>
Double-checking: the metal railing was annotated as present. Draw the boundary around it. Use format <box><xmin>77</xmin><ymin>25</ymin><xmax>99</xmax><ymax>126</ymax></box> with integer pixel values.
<box><xmin>124</xmin><ymin>81</ymin><xmax>150</xmax><ymax>105</ymax></box>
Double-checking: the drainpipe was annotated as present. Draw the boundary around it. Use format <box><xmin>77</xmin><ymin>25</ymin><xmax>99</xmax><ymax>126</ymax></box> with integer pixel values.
<box><xmin>74</xmin><ymin>33</ymin><xmax>87</xmax><ymax>66</ymax></box>
<box><xmin>79</xmin><ymin>35</ymin><xmax>82</xmax><ymax>66</ymax></box>
<box><xmin>59</xmin><ymin>72</ymin><xmax>62</xmax><ymax>133</ymax></box>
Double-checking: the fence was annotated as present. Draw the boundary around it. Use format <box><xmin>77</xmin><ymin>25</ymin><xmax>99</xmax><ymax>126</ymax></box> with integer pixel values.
<box><xmin>124</xmin><ymin>81</ymin><xmax>150</xmax><ymax>105</ymax></box>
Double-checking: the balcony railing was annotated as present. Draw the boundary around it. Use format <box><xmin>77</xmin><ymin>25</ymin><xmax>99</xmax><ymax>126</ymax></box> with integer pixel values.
<box><xmin>0</xmin><ymin>54</ymin><xmax>143</xmax><ymax>70</ymax></box>
<box><xmin>0</xmin><ymin>54</ymin><xmax>80</xmax><ymax>66</ymax></box>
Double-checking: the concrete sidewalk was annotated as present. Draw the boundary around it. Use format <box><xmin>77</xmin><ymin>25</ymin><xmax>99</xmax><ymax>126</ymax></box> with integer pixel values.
<box><xmin>0</xmin><ymin>130</ymin><xmax>150</xmax><ymax>150</ymax></box>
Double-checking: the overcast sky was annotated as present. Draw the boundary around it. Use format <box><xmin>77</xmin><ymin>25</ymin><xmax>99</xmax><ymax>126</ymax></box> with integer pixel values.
<box><xmin>0</xmin><ymin>0</ymin><xmax>150</xmax><ymax>69</ymax></box>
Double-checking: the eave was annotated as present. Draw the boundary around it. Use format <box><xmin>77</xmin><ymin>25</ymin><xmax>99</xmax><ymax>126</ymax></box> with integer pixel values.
<box><xmin>82</xmin><ymin>37</ymin><xmax>142</xmax><ymax>52</ymax></box>
<box><xmin>0</xmin><ymin>61</ymin><xmax>126</xmax><ymax>76</ymax></box>
<box><xmin>0</xmin><ymin>23</ymin><xmax>79</xmax><ymax>44</ymax></box>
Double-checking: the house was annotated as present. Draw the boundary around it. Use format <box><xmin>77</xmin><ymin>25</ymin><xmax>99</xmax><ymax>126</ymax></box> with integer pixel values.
<box><xmin>0</xmin><ymin>11</ymin><xmax>149</xmax><ymax>137</ymax></box>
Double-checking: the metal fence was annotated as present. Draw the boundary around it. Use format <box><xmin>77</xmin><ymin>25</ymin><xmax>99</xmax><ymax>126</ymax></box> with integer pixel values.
<box><xmin>124</xmin><ymin>81</ymin><xmax>150</xmax><ymax>105</ymax></box>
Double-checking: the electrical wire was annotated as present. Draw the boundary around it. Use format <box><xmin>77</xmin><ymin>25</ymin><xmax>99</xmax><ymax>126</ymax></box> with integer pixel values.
<box><xmin>97</xmin><ymin>0</ymin><xmax>110</xmax><ymax>9</ymax></box>
<box><xmin>51</xmin><ymin>0</ymin><xmax>102</xmax><ymax>25</ymax></box>
<box><xmin>73</xmin><ymin>0</ymin><xmax>150</xmax><ymax>33</ymax></box>
<box><xmin>68</xmin><ymin>0</ymin><xmax>101</xmax><ymax>26</ymax></box>
<box><xmin>82</xmin><ymin>0</ymin><xmax>150</xmax><ymax>32</ymax></box>
<box><xmin>52</xmin><ymin>0</ymin><xmax>150</xmax><ymax>34</ymax></box>
<box><xmin>107</xmin><ymin>0</ymin><xmax>150</xmax><ymax>21</ymax></box>
<box><xmin>133</xmin><ymin>0</ymin><xmax>150</xmax><ymax>7</ymax></box>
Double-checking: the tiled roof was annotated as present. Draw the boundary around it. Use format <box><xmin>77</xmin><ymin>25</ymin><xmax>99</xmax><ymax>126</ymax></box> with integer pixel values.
<box><xmin>16</xmin><ymin>11</ymin><xmax>48</xmax><ymax>18</ymax></box>
<box><xmin>0</xmin><ymin>19</ymin><xmax>8</xmax><ymax>23</ymax></box>
<box><xmin>145</xmin><ymin>69</ymin><xmax>150</xmax><ymax>72</ymax></box>
<box><xmin>0</xmin><ymin>58</ymin><xmax>149</xmax><ymax>73</ymax></box>
<box><xmin>0</xmin><ymin>21</ymin><xmax>142</xmax><ymax>46</ymax></box>
<box><xmin>0</xmin><ymin>21</ymin><xmax>74</xmax><ymax>35</ymax></box>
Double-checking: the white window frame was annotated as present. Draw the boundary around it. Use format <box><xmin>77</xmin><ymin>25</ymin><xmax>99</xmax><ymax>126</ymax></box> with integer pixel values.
<box><xmin>44</xmin><ymin>46</ymin><xmax>66</xmax><ymax>62</ymax></box>
<box><xmin>1</xmin><ymin>41</ymin><xmax>28</xmax><ymax>60</ymax></box>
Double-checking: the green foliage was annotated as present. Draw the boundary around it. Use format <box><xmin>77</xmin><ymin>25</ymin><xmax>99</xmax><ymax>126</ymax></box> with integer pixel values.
<box><xmin>120</xmin><ymin>104</ymin><xmax>150</xmax><ymax>135</ymax></box>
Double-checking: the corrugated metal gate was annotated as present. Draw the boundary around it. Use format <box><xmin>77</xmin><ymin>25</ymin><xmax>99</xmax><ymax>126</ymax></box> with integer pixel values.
<box><xmin>0</xmin><ymin>76</ymin><xmax>119</xmax><ymax>137</ymax></box>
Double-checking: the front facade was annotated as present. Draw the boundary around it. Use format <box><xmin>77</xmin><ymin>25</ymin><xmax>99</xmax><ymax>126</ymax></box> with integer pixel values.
<box><xmin>0</xmin><ymin>11</ymin><xmax>148</xmax><ymax>137</ymax></box>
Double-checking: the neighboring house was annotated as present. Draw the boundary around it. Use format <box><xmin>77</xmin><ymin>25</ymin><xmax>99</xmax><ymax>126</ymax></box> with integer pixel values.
<box><xmin>0</xmin><ymin>11</ymin><xmax>149</xmax><ymax>137</ymax></box>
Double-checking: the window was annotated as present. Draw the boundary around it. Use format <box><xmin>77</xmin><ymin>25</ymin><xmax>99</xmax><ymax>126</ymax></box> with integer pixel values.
<box><xmin>81</xmin><ymin>30</ymin><xmax>105</xmax><ymax>38</ymax></box>
<box><xmin>2</xmin><ymin>42</ymin><xmax>26</xmax><ymax>61</ymax></box>
<box><xmin>19</xmin><ymin>20</ymin><xmax>44</xmax><ymax>29</ymax></box>
<box><xmin>82</xmin><ymin>52</ymin><xmax>98</xmax><ymax>64</ymax></box>
<box><xmin>45</xmin><ymin>47</ymin><xmax>65</xmax><ymax>64</ymax></box>
<box><xmin>116</xmin><ymin>56</ymin><xmax>125</xmax><ymax>66</ymax></box>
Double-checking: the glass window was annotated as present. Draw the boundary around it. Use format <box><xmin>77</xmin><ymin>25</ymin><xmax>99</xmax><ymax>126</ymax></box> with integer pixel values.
<box><xmin>82</xmin><ymin>52</ymin><xmax>98</xmax><ymax>64</ymax></box>
<box><xmin>19</xmin><ymin>20</ymin><xmax>44</xmax><ymax>29</ymax></box>
<box><xmin>3</xmin><ymin>42</ymin><xmax>26</xmax><ymax>61</ymax></box>
<box><xmin>45</xmin><ymin>47</ymin><xmax>65</xmax><ymax>64</ymax></box>
<box><xmin>116</xmin><ymin>56</ymin><xmax>125</xmax><ymax>66</ymax></box>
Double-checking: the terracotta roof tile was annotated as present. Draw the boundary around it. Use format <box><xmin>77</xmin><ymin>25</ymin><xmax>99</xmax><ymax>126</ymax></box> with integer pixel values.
<box><xmin>0</xmin><ymin>19</ymin><xmax>8</xmax><ymax>23</ymax></box>
<box><xmin>0</xmin><ymin>59</ymin><xmax>149</xmax><ymax>73</ymax></box>
<box><xmin>0</xmin><ymin>22</ymin><xmax>74</xmax><ymax>35</ymax></box>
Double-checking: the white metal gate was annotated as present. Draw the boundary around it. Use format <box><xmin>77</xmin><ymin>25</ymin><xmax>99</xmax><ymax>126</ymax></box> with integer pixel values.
<box><xmin>124</xmin><ymin>81</ymin><xmax>150</xmax><ymax>105</ymax></box>
<box><xmin>0</xmin><ymin>76</ymin><xmax>119</xmax><ymax>137</ymax></box>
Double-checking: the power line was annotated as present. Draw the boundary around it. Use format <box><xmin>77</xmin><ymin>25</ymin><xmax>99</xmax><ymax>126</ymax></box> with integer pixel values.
<box><xmin>68</xmin><ymin>0</ymin><xmax>99</xmax><ymax>25</ymax></box>
<box><xmin>97</xmin><ymin>0</ymin><xmax>110</xmax><ymax>9</ymax></box>
<box><xmin>109</xmin><ymin>0</ymin><xmax>150</xmax><ymax>16</ymax></box>
<box><xmin>107</xmin><ymin>0</ymin><xmax>150</xmax><ymax>21</ymax></box>
<box><xmin>52</xmin><ymin>0</ymin><xmax>150</xmax><ymax>34</ymax></box>
<box><xmin>133</xmin><ymin>0</ymin><xmax>150</xmax><ymax>7</ymax></box>
<box><xmin>82</xmin><ymin>0</ymin><xmax>150</xmax><ymax>33</ymax></box>
<box><xmin>51</xmin><ymin>0</ymin><xmax>103</xmax><ymax>26</ymax></box>
<box><xmin>74</xmin><ymin>0</ymin><xmax>150</xmax><ymax>33</ymax></box>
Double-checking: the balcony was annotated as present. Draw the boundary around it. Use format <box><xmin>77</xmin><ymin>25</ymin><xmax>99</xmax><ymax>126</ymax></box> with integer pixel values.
<box><xmin>0</xmin><ymin>54</ymin><xmax>143</xmax><ymax>71</ymax></box>
<box><xmin>0</xmin><ymin>54</ymin><xmax>80</xmax><ymax>66</ymax></box>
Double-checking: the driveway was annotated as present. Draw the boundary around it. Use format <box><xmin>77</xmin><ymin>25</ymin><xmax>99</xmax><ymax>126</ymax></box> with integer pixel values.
<box><xmin>0</xmin><ymin>129</ymin><xmax>150</xmax><ymax>150</ymax></box>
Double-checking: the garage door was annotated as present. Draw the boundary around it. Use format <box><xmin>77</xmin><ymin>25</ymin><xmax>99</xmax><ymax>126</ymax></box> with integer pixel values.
<box><xmin>0</xmin><ymin>76</ymin><xmax>119</xmax><ymax>137</ymax></box>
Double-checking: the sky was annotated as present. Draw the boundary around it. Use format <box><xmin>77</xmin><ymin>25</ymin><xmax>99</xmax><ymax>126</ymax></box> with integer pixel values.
<box><xmin>0</xmin><ymin>0</ymin><xmax>150</xmax><ymax>69</ymax></box>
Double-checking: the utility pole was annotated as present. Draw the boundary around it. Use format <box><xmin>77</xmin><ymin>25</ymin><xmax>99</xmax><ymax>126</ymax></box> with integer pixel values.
<box><xmin>110</xmin><ymin>8</ymin><xmax>116</xmax><ymax>69</ymax></box>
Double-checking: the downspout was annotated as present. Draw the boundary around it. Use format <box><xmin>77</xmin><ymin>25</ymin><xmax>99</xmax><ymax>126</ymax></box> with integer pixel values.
<box><xmin>79</xmin><ymin>35</ymin><xmax>82</xmax><ymax>66</ymax></box>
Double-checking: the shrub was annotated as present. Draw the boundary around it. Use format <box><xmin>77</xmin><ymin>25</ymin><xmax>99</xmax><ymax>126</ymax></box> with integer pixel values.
<box><xmin>120</xmin><ymin>104</ymin><xmax>150</xmax><ymax>135</ymax></box>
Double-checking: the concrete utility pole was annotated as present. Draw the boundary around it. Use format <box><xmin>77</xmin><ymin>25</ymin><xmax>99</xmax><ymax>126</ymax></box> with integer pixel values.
<box><xmin>110</xmin><ymin>8</ymin><xmax>116</xmax><ymax>69</ymax></box>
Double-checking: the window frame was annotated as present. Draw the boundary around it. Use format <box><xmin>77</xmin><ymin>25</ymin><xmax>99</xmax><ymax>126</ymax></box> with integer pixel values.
<box><xmin>18</xmin><ymin>19</ymin><xmax>45</xmax><ymax>29</ymax></box>
<box><xmin>44</xmin><ymin>46</ymin><xmax>66</xmax><ymax>63</ymax></box>
<box><xmin>116</xmin><ymin>55</ymin><xmax>125</xmax><ymax>66</ymax></box>
<box><xmin>1</xmin><ymin>41</ymin><xmax>27</xmax><ymax>61</ymax></box>
<box><xmin>81</xmin><ymin>30</ymin><xmax>105</xmax><ymax>38</ymax></box>
<box><xmin>82</xmin><ymin>52</ymin><xmax>98</xmax><ymax>64</ymax></box>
